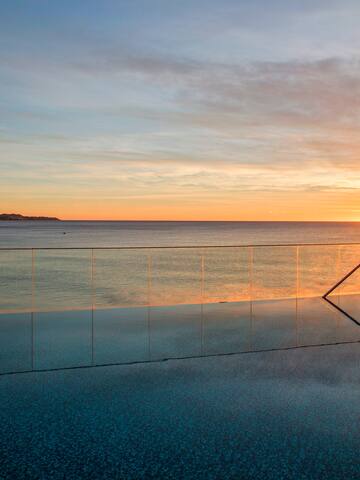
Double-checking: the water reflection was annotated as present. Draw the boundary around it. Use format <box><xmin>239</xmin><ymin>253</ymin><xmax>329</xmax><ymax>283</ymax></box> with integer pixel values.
<box><xmin>1</xmin><ymin>295</ymin><xmax>359</xmax><ymax>375</ymax></box>
<box><xmin>1</xmin><ymin>245</ymin><xmax>360</xmax><ymax>314</ymax></box>
<box><xmin>324</xmin><ymin>294</ymin><xmax>360</xmax><ymax>327</ymax></box>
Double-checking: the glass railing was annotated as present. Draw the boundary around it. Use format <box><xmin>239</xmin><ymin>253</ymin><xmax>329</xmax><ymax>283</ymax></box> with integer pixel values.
<box><xmin>1</xmin><ymin>243</ymin><xmax>360</xmax><ymax>374</ymax></box>
<box><xmin>0</xmin><ymin>243</ymin><xmax>359</xmax><ymax>314</ymax></box>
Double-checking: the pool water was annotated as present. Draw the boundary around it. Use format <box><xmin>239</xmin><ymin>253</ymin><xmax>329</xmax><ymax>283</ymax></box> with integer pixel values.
<box><xmin>0</xmin><ymin>296</ymin><xmax>359</xmax><ymax>478</ymax></box>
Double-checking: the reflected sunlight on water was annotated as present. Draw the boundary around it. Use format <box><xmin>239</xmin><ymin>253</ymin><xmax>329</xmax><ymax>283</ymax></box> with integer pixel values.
<box><xmin>0</xmin><ymin>244</ymin><xmax>359</xmax><ymax>313</ymax></box>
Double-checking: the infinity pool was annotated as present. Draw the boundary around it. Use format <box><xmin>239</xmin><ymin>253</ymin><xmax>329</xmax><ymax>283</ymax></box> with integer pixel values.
<box><xmin>0</xmin><ymin>296</ymin><xmax>359</xmax><ymax>478</ymax></box>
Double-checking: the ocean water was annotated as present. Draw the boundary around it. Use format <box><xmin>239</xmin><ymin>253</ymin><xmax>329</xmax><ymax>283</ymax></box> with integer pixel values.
<box><xmin>1</xmin><ymin>220</ymin><xmax>360</xmax><ymax>248</ymax></box>
<box><xmin>1</xmin><ymin>221</ymin><xmax>360</xmax><ymax>313</ymax></box>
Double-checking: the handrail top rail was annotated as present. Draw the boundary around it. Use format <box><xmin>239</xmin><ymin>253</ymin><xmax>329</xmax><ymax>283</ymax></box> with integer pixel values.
<box><xmin>0</xmin><ymin>242</ymin><xmax>360</xmax><ymax>251</ymax></box>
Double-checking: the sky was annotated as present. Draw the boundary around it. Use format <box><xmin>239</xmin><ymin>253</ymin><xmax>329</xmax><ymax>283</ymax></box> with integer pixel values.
<box><xmin>1</xmin><ymin>0</ymin><xmax>360</xmax><ymax>221</ymax></box>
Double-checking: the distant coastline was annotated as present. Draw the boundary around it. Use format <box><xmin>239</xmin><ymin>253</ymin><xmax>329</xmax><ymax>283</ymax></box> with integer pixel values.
<box><xmin>0</xmin><ymin>213</ymin><xmax>60</xmax><ymax>221</ymax></box>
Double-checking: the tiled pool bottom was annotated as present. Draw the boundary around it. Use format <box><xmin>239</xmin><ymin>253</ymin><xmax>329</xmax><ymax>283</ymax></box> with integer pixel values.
<box><xmin>0</xmin><ymin>343</ymin><xmax>360</xmax><ymax>479</ymax></box>
<box><xmin>1</xmin><ymin>295</ymin><xmax>360</xmax><ymax>374</ymax></box>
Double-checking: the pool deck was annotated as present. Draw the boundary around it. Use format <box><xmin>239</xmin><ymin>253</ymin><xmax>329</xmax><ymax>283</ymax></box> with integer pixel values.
<box><xmin>1</xmin><ymin>343</ymin><xmax>360</xmax><ymax>479</ymax></box>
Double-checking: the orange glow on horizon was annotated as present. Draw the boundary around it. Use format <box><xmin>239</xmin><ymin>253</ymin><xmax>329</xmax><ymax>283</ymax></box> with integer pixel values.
<box><xmin>3</xmin><ymin>189</ymin><xmax>360</xmax><ymax>222</ymax></box>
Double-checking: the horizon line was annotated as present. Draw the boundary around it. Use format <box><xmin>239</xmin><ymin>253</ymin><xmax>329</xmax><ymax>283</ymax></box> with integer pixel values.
<box><xmin>3</xmin><ymin>218</ymin><xmax>360</xmax><ymax>223</ymax></box>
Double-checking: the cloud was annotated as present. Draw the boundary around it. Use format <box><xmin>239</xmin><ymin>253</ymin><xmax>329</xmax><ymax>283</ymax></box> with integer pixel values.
<box><xmin>1</xmin><ymin>38</ymin><xmax>360</xmax><ymax>213</ymax></box>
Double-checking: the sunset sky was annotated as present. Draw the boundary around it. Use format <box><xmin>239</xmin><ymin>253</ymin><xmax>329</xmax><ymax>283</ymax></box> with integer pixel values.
<box><xmin>1</xmin><ymin>0</ymin><xmax>360</xmax><ymax>220</ymax></box>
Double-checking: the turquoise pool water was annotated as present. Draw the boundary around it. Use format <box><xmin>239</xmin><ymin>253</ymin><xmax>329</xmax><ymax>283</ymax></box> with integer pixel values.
<box><xmin>0</xmin><ymin>297</ymin><xmax>359</xmax><ymax>478</ymax></box>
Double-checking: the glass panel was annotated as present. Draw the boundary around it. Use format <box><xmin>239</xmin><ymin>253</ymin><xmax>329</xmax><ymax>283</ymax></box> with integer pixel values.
<box><xmin>333</xmin><ymin>294</ymin><xmax>360</xmax><ymax>342</ymax></box>
<box><xmin>1</xmin><ymin>244</ymin><xmax>360</xmax><ymax>375</ymax></box>
<box><xmin>251</xmin><ymin>298</ymin><xmax>298</xmax><ymax>350</ymax></box>
<box><xmin>94</xmin><ymin>307</ymin><xmax>149</xmax><ymax>364</ymax></box>
<box><xmin>331</xmin><ymin>245</ymin><xmax>360</xmax><ymax>297</ymax></box>
<box><xmin>297</xmin><ymin>297</ymin><xmax>338</xmax><ymax>346</ymax></box>
<box><xmin>149</xmin><ymin>304</ymin><xmax>201</xmax><ymax>360</ymax></box>
<box><xmin>338</xmin><ymin>270</ymin><xmax>360</xmax><ymax>297</ymax></box>
<box><xmin>0</xmin><ymin>312</ymin><xmax>32</xmax><ymax>373</ymax></box>
<box><xmin>94</xmin><ymin>249</ymin><xmax>148</xmax><ymax>308</ymax></box>
<box><xmin>34</xmin><ymin>250</ymin><xmax>91</xmax><ymax>311</ymax></box>
<box><xmin>329</xmin><ymin>287</ymin><xmax>360</xmax><ymax>327</ymax></box>
<box><xmin>203</xmin><ymin>247</ymin><xmax>249</xmax><ymax>303</ymax></box>
<box><xmin>0</xmin><ymin>250</ymin><xmax>32</xmax><ymax>312</ymax></box>
<box><xmin>202</xmin><ymin>301</ymin><xmax>251</xmax><ymax>355</ymax></box>
<box><xmin>150</xmin><ymin>249</ymin><xmax>201</xmax><ymax>306</ymax></box>
<box><xmin>252</xmin><ymin>246</ymin><xmax>297</xmax><ymax>300</ymax></box>
<box><xmin>34</xmin><ymin>310</ymin><xmax>92</xmax><ymax>370</ymax></box>
<box><xmin>299</xmin><ymin>245</ymin><xmax>340</xmax><ymax>298</ymax></box>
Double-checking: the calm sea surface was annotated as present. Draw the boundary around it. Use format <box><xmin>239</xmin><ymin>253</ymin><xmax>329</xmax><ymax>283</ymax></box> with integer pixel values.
<box><xmin>1</xmin><ymin>221</ymin><xmax>360</xmax><ymax>312</ymax></box>
<box><xmin>1</xmin><ymin>220</ymin><xmax>360</xmax><ymax>248</ymax></box>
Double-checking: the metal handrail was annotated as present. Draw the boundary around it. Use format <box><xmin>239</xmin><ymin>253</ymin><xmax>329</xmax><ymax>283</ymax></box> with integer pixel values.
<box><xmin>0</xmin><ymin>242</ymin><xmax>360</xmax><ymax>251</ymax></box>
<box><xmin>323</xmin><ymin>263</ymin><xmax>360</xmax><ymax>298</ymax></box>
<box><xmin>322</xmin><ymin>262</ymin><xmax>360</xmax><ymax>326</ymax></box>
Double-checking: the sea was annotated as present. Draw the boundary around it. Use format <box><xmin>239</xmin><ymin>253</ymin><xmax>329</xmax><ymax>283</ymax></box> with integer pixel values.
<box><xmin>1</xmin><ymin>220</ymin><xmax>360</xmax><ymax>248</ymax></box>
<box><xmin>1</xmin><ymin>221</ymin><xmax>360</xmax><ymax>312</ymax></box>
